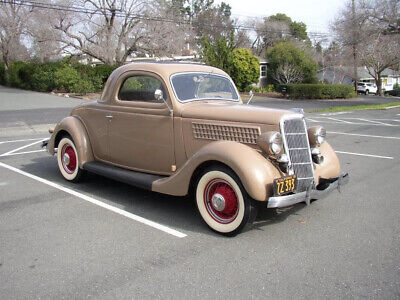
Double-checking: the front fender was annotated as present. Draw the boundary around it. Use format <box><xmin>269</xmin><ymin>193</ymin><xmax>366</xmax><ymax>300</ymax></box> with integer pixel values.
<box><xmin>47</xmin><ymin>116</ymin><xmax>94</xmax><ymax>167</ymax></box>
<box><xmin>152</xmin><ymin>140</ymin><xmax>281</xmax><ymax>201</ymax></box>
<box><xmin>314</xmin><ymin>141</ymin><xmax>341</xmax><ymax>184</ymax></box>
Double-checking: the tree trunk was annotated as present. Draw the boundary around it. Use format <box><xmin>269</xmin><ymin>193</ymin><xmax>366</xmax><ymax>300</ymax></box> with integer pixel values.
<box><xmin>377</xmin><ymin>73</ymin><xmax>383</xmax><ymax>96</ymax></box>
<box><xmin>3</xmin><ymin>52</ymin><xmax>9</xmax><ymax>70</ymax></box>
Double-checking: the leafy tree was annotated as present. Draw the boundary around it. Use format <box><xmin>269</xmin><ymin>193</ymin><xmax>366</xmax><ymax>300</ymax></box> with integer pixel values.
<box><xmin>267</xmin><ymin>13</ymin><xmax>308</xmax><ymax>41</ymax></box>
<box><xmin>290</xmin><ymin>21</ymin><xmax>308</xmax><ymax>40</ymax></box>
<box><xmin>252</xmin><ymin>13</ymin><xmax>310</xmax><ymax>56</ymax></box>
<box><xmin>170</xmin><ymin>0</ymin><xmax>234</xmax><ymax>44</ymax></box>
<box><xmin>266</xmin><ymin>41</ymin><xmax>318</xmax><ymax>84</ymax></box>
<box><xmin>231</xmin><ymin>48</ymin><xmax>260</xmax><ymax>91</ymax></box>
<box><xmin>200</xmin><ymin>37</ymin><xmax>259</xmax><ymax>91</ymax></box>
<box><xmin>200</xmin><ymin>35</ymin><xmax>235</xmax><ymax>74</ymax></box>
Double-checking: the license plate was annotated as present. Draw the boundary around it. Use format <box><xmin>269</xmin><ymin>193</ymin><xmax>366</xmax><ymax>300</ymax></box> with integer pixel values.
<box><xmin>273</xmin><ymin>175</ymin><xmax>297</xmax><ymax>196</ymax></box>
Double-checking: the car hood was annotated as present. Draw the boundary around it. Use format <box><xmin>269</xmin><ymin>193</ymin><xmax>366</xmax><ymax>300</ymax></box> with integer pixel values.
<box><xmin>180</xmin><ymin>101</ymin><xmax>294</xmax><ymax>125</ymax></box>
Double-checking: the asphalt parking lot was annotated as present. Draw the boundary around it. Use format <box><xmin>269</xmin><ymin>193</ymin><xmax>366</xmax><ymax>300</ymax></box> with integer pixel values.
<box><xmin>0</xmin><ymin>86</ymin><xmax>399</xmax><ymax>299</ymax></box>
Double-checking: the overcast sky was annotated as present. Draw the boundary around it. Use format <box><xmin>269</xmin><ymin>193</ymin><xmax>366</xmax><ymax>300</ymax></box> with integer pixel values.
<box><xmin>215</xmin><ymin>0</ymin><xmax>348</xmax><ymax>34</ymax></box>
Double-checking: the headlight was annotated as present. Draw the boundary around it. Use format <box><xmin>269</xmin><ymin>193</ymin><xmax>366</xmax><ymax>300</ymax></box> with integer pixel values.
<box><xmin>308</xmin><ymin>126</ymin><xmax>326</xmax><ymax>146</ymax></box>
<box><xmin>257</xmin><ymin>131</ymin><xmax>283</xmax><ymax>156</ymax></box>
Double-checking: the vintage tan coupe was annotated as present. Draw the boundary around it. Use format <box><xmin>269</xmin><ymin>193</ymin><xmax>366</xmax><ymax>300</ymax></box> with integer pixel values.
<box><xmin>45</xmin><ymin>62</ymin><xmax>348</xmax><ymax>235</ymax></box>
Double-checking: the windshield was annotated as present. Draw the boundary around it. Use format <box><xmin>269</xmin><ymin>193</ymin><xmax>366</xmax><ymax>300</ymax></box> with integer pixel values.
<box><xmin>170</xmin><ymin>72</ymin><xmax>239</xmax><ymax>102</ymax></box>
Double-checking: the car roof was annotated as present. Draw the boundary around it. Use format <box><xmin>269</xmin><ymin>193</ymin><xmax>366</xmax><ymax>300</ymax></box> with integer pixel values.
<box><xmin>114</xmin><ymin>62</ymin><xmax>228</xmax><ymax>78</ymax></box>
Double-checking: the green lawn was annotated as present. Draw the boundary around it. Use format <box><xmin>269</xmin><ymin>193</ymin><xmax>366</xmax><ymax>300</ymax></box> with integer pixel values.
<box><xmin>307</xmin><ymin>102</ymin><xmax>400</xmax><ymax>113</ymax></box>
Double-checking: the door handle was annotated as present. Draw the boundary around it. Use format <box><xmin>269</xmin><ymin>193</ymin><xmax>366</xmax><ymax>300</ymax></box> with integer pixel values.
<box><xmin>105</xmin><ymin>115</ymin><xmax>113</xmax><ymax>119</ymax></box>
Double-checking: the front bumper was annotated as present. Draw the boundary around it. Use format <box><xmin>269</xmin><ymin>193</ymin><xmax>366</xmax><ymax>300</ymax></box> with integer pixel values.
<box><xmin>267</xmin><ymin>173</ymin><xmax>349</xmax><ymax>208</ymax></box>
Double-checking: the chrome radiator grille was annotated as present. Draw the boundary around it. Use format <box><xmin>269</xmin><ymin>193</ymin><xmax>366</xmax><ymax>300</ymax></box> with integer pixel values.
<box><xmin>281</xmin><ymin>117</ymin><xmax>315</xmax><ymax>192</ymax></box>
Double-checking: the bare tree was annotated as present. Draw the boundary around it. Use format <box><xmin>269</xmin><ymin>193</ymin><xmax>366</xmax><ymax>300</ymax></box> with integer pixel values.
<box><xmin>368</xmin><ymin>0</ymin><xmax>400</xmax><ymax>35</ymax></box>
<box><xmin>360</xmin><ymin>32</ymin><xmax>400</xmax><ymax>95</ymax></box>
<box><xmin>35</xmin><ymin>0</ymin><xmax>189</xmax><ymax>65</ymax></box>
<box><xmin>0</xmin><ymin>0</ymin><xmax>31</xmax><ymax>68</ymax></box>
<box><xmin>28</xmin><ymin>4</ymin><xmax>64</xmax><ymax>62</ymax></box>
<box><xmin>333</xmin><ymin>0</ymin><xmax>400</xmax><ymax>93</ymax></box>
<box><xmin>273</xmin><ymin>62</ymin><xmax>303</xmax><ymax>84</ymax></box>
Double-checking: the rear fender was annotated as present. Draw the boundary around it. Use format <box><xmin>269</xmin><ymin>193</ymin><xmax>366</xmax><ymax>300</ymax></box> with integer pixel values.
<box><xmin>152</xmin><ymin>140</ymin><xmax>281</xmax><ymax>201</ymax></box>
<box><xmin>47</xmin><ymin>116</ymin><xmax>94</xmax><ymax>167</ymax></box>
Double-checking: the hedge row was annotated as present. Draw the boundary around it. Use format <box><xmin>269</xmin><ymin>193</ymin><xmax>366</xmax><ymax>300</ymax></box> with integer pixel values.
<box><xmin>278</xmin><ymin>84</ymin><xmax>355</xmax><ymax>99</ymax></box>
<box><xmin>0</xmin><ymin>61</ymin><xmax>116</xmax><ymax>93</ymax></box>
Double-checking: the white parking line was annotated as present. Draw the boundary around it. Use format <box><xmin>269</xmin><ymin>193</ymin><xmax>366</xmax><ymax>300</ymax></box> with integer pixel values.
<box><xmin>324</xmin><ymin>117</ymin><xmax>355</xmax><ymax>124</ymax></box>
<box><xmin>308</xmin><ymin>118</ymin><xmax>399</xmax><ymax>127</ymax></box>
<box><xmin>0</xmin><ymin>137</ymin><xmax>47</xmax><ymax>145</ymax></box>
<box><xmin>320</xmin><ymin>112</ymin><xmax>352</xmax><ymax>116</ymax></box>
<box><xmin>0</xmin><ymin>161</ymin><xmax>187</xmax><ymax>238</ymax></box>
<box><xmin>366</xmin><ymin>118</ymin><xmax>400</xmax><ymax>122</ymax></box>
<box><xmin>328</xmin><ymin>131</ymin><xmax>400</xmax><ymax>140</ymax></box>
<box><xmin>0</xmin><ymin>149</ymin><xmax>46</xmax><ymax>157</ymax></box>
<box><xmin>337</xmin><ymin>118</ymin><xmax>395</xmax><ymax>126</ymax></box>
<box><xmin>306</xmin><ymin>118</ymin><xmax>318</xmax><ymax>122</ymax></box>
<box><xmin>0</xmin><ymin>139</ymin><xmax>47</xmax><ymax>157</ymax></box>
<box><xmin>335</xmin><ymin>151</ymin><xmax>394</xmax><ymax>160</ymax></box>
<box><xmin>354</xmin><ymin>118</ymin><xmax>395</xmax><ymax>126</ymax></box>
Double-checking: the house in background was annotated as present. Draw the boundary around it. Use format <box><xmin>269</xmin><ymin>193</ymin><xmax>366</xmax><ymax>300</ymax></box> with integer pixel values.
<box><xmin>258</xmin><ymin>59</ymin><xmax>268</xmax><ymax>88</ymax></box>
<box><xmin>358</xmin><ymin>68</ymin><xmax>400</xmax><ymax>91</ymax></box>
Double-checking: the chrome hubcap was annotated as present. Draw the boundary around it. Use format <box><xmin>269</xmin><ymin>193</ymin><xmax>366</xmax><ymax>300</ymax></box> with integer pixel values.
<box><xmin>211</xmin><ymin>193</ymin><xmax>226</xmax><ymax>211</ymax></box>
<box><xmin>63</xmin><ymin>153</ymin><xmax>70</xmax><ymax>166</ymax></box>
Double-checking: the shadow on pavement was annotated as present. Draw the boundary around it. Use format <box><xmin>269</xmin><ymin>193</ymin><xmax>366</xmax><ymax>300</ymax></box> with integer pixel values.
<box><xmin>15</xmin><ymin>155</ymin><xmax>306</xmax><ymax>236</ymax></box>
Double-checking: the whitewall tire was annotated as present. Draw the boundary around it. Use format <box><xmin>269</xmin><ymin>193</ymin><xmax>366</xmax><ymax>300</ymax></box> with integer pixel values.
<box><xmin>57</xmin><ymin>136</ymin><xmax>84</xmax><ymax>182</ymax></box>
<box><xmin>195</xmin><ymin>166</ymin><xmax>257</xmax><ymax>235</ymax></box>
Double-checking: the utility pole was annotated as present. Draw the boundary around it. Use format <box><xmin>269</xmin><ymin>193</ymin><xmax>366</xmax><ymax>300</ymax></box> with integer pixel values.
<box><xmin>352</xmin><ymin>0</ymin><xmax>358</xmax><ymax>94</ymax></box>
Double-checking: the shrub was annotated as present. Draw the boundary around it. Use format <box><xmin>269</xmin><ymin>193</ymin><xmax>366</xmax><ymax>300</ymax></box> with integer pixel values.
<box><xmin>279</xmin><ymin>84</ymin><xmax>355</xmax><ymax>99</ymax></box>
<box><xmin>231</xmin><ymin>48</ymin><xmax>260</xmax><ymax>91</ymax></box>
<box><xmin>6</xmin><ymin>62</ymin><xmax>26</xmax><ymax>88</ymax></box>
<box><xmin>30</xmin><ymin>62</ymin><xmax>64</xmax><ymax>92</ymax></box>
<box><xmin>92</xmin><ymin>64</ymin><xmax>116</xmax><ymax>87</ymax></box>
<box><xmin>2</xmin><ymin>61</ymin><xmax>113</xmax><ymax>93</ymax></box>
<box><xmin>54</xmin><ymin>65</ymin><xmax>82</xmax><ymax>93</ymax></box>
<box><xmin>262</xmin><ymin>84</ymin><xmax>275</xmax><ymax>93</ymax></box>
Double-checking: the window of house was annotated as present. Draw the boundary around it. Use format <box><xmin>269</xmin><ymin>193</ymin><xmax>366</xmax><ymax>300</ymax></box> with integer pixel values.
<box><xmin>118</xmin><ymin>75</ymin><xmax>164</xmax><ymax>102</ymax></box>
<box><xmin>260</xmin><ymin>65</ymin><xmax>266</xmax><ymax>77</ymax></box>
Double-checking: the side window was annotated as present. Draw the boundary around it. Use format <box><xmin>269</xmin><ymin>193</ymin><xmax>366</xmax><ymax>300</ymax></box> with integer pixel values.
<box><xmin>118</xmin><ymin>75</ymin><xmax>164</xmax><ymax>102</ymax></box>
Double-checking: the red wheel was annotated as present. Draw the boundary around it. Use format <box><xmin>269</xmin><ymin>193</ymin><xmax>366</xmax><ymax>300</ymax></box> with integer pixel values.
<box><xmin>60</xmin><ymin>143</ymin><xmax>77</xmax><ymax>174</ymax></box>
<box><xmin>196</xmin><ymin>166</ymin><xmax>258</xmax><ymax>235</ymax></box>
<box><xmin>204</xmin><ymin>178</ymin><xmax>239</xmax><ymax>224</ymax></box>
<box><xmin>57</xmin><ymin>136</ymin><xmax>84</xmax><ymax>182</ymax></box>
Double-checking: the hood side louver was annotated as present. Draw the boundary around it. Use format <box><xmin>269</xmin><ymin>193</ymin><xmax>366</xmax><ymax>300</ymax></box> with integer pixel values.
<box><xmin>192</xmin><ymin>122</ymin><xmax>261</xmax><ymax>144</ymax></box>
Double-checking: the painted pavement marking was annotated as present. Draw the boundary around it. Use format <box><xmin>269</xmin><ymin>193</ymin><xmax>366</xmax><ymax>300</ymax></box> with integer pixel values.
<box><xmin>328</xmin><ymin>131</ymin><xmax>400</xmax><ymax>140</ymax></box>
<box><xmin>0</xmin><ymin>162</ymin><xmax>187</xmax><ymax>238</ymax></box>
<box><xmin>335</xmin><ymin>151</ymin><xmax>394</xmax><ymax>160</ymax></box>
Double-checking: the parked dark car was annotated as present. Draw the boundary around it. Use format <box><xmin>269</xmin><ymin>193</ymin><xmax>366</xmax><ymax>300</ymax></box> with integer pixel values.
<box><xmin>385</xmin><ymin>88</ymin><xmax>400</xmax><ymax>96</ymax></box>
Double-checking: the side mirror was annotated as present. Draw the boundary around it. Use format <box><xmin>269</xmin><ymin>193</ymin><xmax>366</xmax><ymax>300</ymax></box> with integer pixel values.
<box><xmin>154</xmin><ymin>89</ymin><xmax>173</xmax><ymax>116</ymax></box>
<box><xmin>246</xmin><ymin>90</ymin><xmax>254</xmax><ymax>105</ymax></box>
<box><xmin>154</xmin><ymin>89</ymin><xmax>164</xmax><ymax>101</ymax></box>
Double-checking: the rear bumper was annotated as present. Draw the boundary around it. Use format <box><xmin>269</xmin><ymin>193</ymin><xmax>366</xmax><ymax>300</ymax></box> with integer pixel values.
<box><xmin>267</xmin><ymin>173</ymin><xmax>349</xmax><ymax>208</ymax></box>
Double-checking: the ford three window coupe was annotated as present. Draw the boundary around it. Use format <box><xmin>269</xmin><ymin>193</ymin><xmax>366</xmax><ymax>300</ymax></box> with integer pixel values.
<box><xmin>45</xmin><ymin>62</ymin><xmax>348</xmax><ymax>235</ymax></box>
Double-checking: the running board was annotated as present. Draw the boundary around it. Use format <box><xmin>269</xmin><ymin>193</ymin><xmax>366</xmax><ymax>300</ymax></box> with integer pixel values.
<box><xmin>82</xmin><ymin>161</ymin><xmax>166</xmax><ymax>191</ymax></box>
